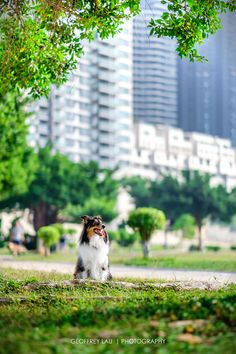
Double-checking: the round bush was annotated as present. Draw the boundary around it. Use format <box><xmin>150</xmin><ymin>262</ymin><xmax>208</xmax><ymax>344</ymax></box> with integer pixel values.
<box><xmin>51</xmin><ymin>223</ymin><xmax>65</xmax><ymax>237</ymax></box>
<box><xmin>37</xmin><ymin>226</ymin><xmax>60</xmax><ymax>247</ymax></box>
<box><xmin>128</xmin><ymin>207</ymin><xmax>166</xmax><ymax>241</ymax></box>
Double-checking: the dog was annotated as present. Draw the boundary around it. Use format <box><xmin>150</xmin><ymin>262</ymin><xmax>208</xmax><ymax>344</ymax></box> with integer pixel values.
<box><xmin>74</xmin><ymin>215</ymin><xmax>112</xmax><ymax>281</ymax></box>
<box><xmin>8</xmin><ymin>242</ymin><xmax>27</xmax><ymax>256</ymax></box>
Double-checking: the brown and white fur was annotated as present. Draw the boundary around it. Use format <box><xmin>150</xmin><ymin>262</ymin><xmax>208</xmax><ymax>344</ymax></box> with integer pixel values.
<box><xmin>74</xmin><ymin>215</ymin><xmax>112</xmax><ymax>281</ymax></box>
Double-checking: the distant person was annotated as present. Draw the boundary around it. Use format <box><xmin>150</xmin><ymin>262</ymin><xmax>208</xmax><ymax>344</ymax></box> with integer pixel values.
<box><xmin>8</xmin><ymin>219</ymin><xmax>26</xmax><ymax>256</ymax></box>
<box><xmin>59</xmin><ymin>234</ymin><xmax>66</xmax><ymax>250</ymax></box>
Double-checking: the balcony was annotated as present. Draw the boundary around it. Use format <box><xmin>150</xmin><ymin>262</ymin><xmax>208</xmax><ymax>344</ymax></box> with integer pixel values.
<box><xmin>99</xmin><ymin>96</ymin><xmax>115</xmax><ymax>107</ymax></box>
<box><xmin>98</xmin><ymin>121</ymin><xmax>115</xmax><ymax>132</ymax></box>
<box><xmin>98</xmin><ymin>83</ymin><xmax>115</xmax><ymax>95</ymax></box>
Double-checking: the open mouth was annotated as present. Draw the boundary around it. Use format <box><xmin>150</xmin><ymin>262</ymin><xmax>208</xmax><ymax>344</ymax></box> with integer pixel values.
<box><xmin>93</xmin><ymin>228</ymin><xmax>105</xmax><ymax>237</ymax></box>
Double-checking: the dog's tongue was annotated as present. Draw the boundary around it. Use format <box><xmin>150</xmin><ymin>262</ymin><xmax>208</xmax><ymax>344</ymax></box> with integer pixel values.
<box><xmin>94</xmin><ymin>228</ymin><xmax>104</xmax><ymax>237</ymax></box>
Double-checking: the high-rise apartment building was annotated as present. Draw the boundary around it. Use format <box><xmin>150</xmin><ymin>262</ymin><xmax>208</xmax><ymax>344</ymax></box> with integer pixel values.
<box><xmin>29</xmin><ymin>22</ymin><xmax>133</xmax><ymax>169</ymax></box>
<box><xmin>178</xmin><ymin>12</ymin><xmax>236</xmax><ymax>146</ymax></box>
<box><xmin>133</xmin><ymin>0</ymin><xmax>178</xmax><ymax>126</ymax></box>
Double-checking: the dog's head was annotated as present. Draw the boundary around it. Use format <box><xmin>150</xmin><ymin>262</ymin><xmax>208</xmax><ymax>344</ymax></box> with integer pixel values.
<box><xmin>80</xmin><ymin>215</ymin><xmax>107</xmax><ymax>244</ymax></box>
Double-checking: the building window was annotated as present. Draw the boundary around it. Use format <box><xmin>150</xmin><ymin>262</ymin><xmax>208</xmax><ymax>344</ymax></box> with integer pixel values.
<box><xmin>66</xmin><ymin>139</ymin><xmax>75</xmax><ymax>147</ymax></box>
<box><xmin>79</xmin><ymin>128</ymin><xmax>89</xmax><ymax>136</ymax></box>
<box><xmin>80</xmin><ymin>115</ymin><xmax>90</xmax><ymax>123</ymax></box>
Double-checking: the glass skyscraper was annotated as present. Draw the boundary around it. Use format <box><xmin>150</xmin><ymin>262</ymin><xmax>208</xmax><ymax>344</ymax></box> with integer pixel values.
<box><xmin>178</xmin><ymin>12</ymin><xmax>236</xmax><ymax>146</ymax></box>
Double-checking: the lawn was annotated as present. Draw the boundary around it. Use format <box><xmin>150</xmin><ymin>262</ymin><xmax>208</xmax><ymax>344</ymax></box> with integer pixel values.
<box><xmin>0</xmin><ymin>268</ymin><xmax>236</xmax><ymax>354</ymax></box>
<box><xmin>123</xmin><ymin>251</ymin><xmax>236</xmax><ymax>272</ymax></box>
<box><xmin>1</xmin><ymin>246</ymin><xmax>236</xmax><ymax>272</ymax></box>
<box><xmin>0</xmin><ymin>243</ymin><xmax>166</xmax><ymax>263</ymax></box>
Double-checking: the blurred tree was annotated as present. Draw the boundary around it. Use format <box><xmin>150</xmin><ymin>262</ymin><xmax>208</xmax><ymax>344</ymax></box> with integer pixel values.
<box><xmin>172</xmin><ymin>213</ymin><xmax>195</xmax><ymax>239</ymax></box>
<box><xmin>1</xmin><ymin>1</ymin><xmax>235</xmax><ymax>97</ymax></box>
<box><xmin>179</xmin><ymin>171</ymin><xmax>219</xmax><ymax>251</ymax></box>
<box><xmin>121</xmin><ymin>176</ymin><xmax>152</xmax><ymax>207</ymax></box>
<box><xmin>230</xmin><ymin>215</ymin><xmax>236</xmax><ymax>232</ymax></box>
<box><xmin>149</xmin><ymin>176</ymin><xmax>187</xmax><ymax>223</ymax></box>
<box><xmin>227</xmin><ymin>188</ymin><xmax>236</xmax><ymax>223</ymax></box>
<box><xmin>97</xmin><ymin>168</ymin><xmax>120</xmax><ymax>201</ymax></box>
<box><xmin>0</xmin><ymin>146</ymin><xmax>119</xmax><ymax>230</ymax></box>
<box><xmin>123</xmin><ymin>175</ymin><xmax>186</xmax><ymax>223</ymax></box>
<box><xmin>63</xmin><ymin>197</ymin><xmax>118</xmax><ymax>224</ymax></box>
<box><xmin>127</xmin><ymin>207</ymin><xmax>166</xmax><ymax>257</ymax></box>
<box><xmin>21</xmin><ymin>146</ymin><xmax>78</xmax><ymax>230</ymax></box>
<box><xmin>124</xmin><ymin>172</ymin><xmax>231</xmax><ymax>251</ymax></box>
<box><xmin>210</xmin><ymin>184</ymin><xmax>231</xmax><ymax>223</ymax></box>
<box><xmin>28</xmin><ymin>149</ymin><xmax>118</xmax><ymax>229</ymax></box>
<box><xmin>0</xmin><ymin>91</ymin><xmax>37</xmax><ymax>201</ymax></box>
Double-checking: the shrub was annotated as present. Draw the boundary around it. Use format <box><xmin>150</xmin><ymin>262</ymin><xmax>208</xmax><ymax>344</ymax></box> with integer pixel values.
<box><xmin>109</xmin><ymin>228</ymin><xmax>138</xmax><ymax>247</ymax></box>
<box><xmin>128</xmin><ymin>207</ymin><xmax>166</xmax><ymax>257</ymax></box>
<box><xmin>65</xmin><ymin>228</ymin><xmax>77</xmax><ymax>235</ymax></box>
<box><xmin>206</xmin><ymin>246</ymin><xmax>221</xmax><ymax>252</ymax></box>
<box><xmin>37</xmin><ymin>226</ymin><xmax>60</xmax><ymax>256</ymax></box>
<box><xmin>51</xmin><ymin>223</ymin><xmax>65</xmax><ymax>237</ymax></box>
<box><xmin>118</xmin><ymin>228</ymin><xmax>138</xmax><ymax>247</ymax></box>
<box><xmin>67</xmin><ymin>241</ymin><xmax>77</xmax><ymax>250</ymax></box>
<box><xmin>108</xmin><ymin>231</ymin><xmax>119</xmax><ymax>242</ymax></box>
<box><xmin>230</xmin><ymin>245</ymin><xmax>236</xmax><ymax>251</ymax></box>
<box><xmin>0</xmin><ymin>239</ymin><xmax>5</xmax><ymax>248</ymax></box>
<box><xmin>189</xmin><ymin>244</ymin><xmax>199</xmax><ymax>252</ymax></box>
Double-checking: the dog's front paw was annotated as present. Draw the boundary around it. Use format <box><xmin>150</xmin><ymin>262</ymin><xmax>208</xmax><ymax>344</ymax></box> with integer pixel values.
<box><xmin>73</xmin><ymin>273</ymin><xmax>79</xmax><ymax>280</ymax></box>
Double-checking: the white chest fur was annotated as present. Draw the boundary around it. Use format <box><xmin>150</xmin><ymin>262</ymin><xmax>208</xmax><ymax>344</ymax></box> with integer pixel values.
<box><xmin>79</xmin><ymin>235</ymin><xmax>109</xmax><ymax>280</ymax></box>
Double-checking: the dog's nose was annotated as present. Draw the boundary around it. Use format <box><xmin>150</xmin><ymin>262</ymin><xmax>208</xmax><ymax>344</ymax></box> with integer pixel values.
<box><xmin>102</xmin><ymin>224</ymin><xmax>105</xmax><ymax>229</ymax></box>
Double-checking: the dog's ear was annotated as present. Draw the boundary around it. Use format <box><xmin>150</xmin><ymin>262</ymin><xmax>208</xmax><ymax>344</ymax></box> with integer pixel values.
<box><xmin>81</xmin><ymin>215</ymin><xmax>90</xmax><ymax>224</ymax></box>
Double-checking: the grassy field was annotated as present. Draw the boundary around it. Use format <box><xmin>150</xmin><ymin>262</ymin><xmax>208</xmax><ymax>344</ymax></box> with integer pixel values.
<box><xmin>0</xmin><ymin>243</ymin><xmax>166</xmax><ymax>263</ymax></box>
<box><xmin>0</xmin><ymin>268</ymin><xmax>236</xmax><ymax>354</ymax></box>
<box><xmin>1</xmin><ymin>245</ymin><xmax>236</xmax><ymax>272</ymax></box>
<box><xmin>123</xmin><ymin>251</ymin><xmax>236</xmax><ymax>272</ymax></box>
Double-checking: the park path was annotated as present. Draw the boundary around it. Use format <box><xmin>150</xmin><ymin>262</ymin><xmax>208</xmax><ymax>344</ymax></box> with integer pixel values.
<box><xmin>0</xmin><ymin>258</ymin><xmax>236</xmax><ymax>285</ymax></box>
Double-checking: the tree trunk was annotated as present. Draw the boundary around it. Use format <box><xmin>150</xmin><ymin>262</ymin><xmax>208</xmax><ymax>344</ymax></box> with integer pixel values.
<box><xmin>32</xmin><ymin>202</ymin><xmax>58</xmax><ymax>254</ymax></box>
<box><xmin>33</xmin><ymin>202</ymin><xmax>58</xmax><ymax>231</ymax></box>
<box><xmin>164</xmin><ymin>220</ymin><xmax>170</xmax><ymax>249</ymax></box>
<box><xmin>45</xmin><ymin>246</ymin><xmax>50</xmax><ymax>257</ymax></box>
<box><xmin>46</xmin><ymin>207</ymin><xmax>57</xmax><ymax>225</ymax></box>
<box><xmin>141</xmin><ymin>241</ymin><xmax>149</xmax><ymax>258</ymax></box>
<box><xmin>33</xmin><ymin>202</ymin><xmax>48</xmax><ymax>231</ymax></box>
<box><xmin>197</xmin><ymin>222</ymin><xmax>203</xmax><ymax>251</ymax></box>
<box><xmin>164</xmin><ymin>228</ymin><xmax>168</xmax><ymax>249</ymax></box>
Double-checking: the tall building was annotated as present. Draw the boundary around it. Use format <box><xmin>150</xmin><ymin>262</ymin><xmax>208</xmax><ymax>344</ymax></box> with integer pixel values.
<box><xmin>133</xmin><ymin>0</ymin><xmax>178</xmax><ymax>126</ymax></box>
<box><xmin>178</xmin><ymin>12</ymin><xmax>236</xmax><ymax>146</ymax></box>
<box><xmin>29</xmin><ymin>22</ymin><xmax>134</xmax><ymax>169</ymax></box>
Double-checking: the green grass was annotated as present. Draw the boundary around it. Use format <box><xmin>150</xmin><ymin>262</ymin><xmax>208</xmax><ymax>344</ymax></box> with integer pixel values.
<box><xmin>123</xmin><ymin>251</ymin><xmax>236</xmax><ymax>272</ymax></box>
<box><xmin>0</xmin><ymin>268</ymin><xmax>236</xmax><ymax>354</ymax></box>
<box><xmin>1</xmin><ymin>246</ymin><xmax>236</xmax><ymax>272</ymax></box>
<box><xmin>0</xmin><ymin>247</ymin><xmax>78</xmax><ymax>262</ymax></box>
<box><xmin>0</xmin><ymin>243</ymin><xmax>166</xmax><ymax>263</ymax></box>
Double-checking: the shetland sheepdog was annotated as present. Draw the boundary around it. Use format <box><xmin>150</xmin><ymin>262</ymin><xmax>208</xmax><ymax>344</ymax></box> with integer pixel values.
<box><xmin>74</xmin><ymin>215</ymin><xmax>112</xmax><ymax>281</ymax></box>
